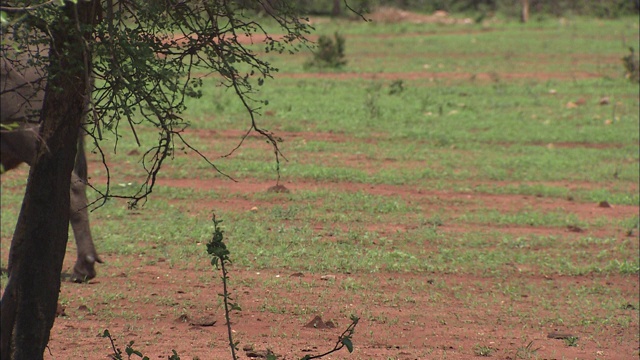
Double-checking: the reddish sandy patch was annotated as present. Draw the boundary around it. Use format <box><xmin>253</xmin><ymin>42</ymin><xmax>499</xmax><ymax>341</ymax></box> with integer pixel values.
<box><xmin>23</xmin><ymin>165</ymin><xmax>634</xmax><ymax>359</ymax></box>
<box><xmin>44</xmin><ymin>267</ymin><xmax>638</xmax><ymax>360</ymax></box>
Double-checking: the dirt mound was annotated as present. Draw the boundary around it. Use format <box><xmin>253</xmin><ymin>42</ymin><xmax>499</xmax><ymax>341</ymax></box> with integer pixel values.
<box><xmin>367</xmin><ymin>7</ymin><xmax>473</xmax><ymax>25</ymax></box>
<box><xmin>303</xmin><ymin>315</ymin><xmax>335</xmax><ymax>329</ymax></box>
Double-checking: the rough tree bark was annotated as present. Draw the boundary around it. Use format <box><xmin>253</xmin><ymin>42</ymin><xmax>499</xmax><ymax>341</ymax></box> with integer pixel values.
<box><xmin>0</xmin><ymin>1</ymin><xmax>98</xmax><ymax>359</ymax></box>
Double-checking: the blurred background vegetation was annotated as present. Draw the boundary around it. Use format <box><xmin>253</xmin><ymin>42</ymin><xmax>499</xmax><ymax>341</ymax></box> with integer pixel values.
<box><xmin>236</xmin><ymin>0</ymin><xmax>639</xmax><ymax>19</ymax></box>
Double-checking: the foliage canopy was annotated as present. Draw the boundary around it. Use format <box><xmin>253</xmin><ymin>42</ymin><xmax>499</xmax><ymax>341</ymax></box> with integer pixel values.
<box><xmin>1</xmin><ymin>0</ymin><xmax>313</xmax><ymax>206</ymax></box>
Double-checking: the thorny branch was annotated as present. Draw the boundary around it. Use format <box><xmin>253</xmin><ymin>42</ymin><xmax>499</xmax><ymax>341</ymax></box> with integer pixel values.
<box><xmin>2</xmin><ymin>1</ymin><xmax>363</xmax><ymax>208</ymax></box>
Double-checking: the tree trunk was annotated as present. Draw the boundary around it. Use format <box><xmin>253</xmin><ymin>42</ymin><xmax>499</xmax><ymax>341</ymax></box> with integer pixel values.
<box><xmin>332</xmin><ymin>0</ymin><xmax>341</xmax><ymax>17</ymax></box>
<box><xmin>0</xmin><ymin>2</ymin><xmax>98</xmax><ymax>359</ymax></box>
<box><xmin>521</xmin><ymin>0</ymin><xmax>530</xmax><ymax>23</ymax></box>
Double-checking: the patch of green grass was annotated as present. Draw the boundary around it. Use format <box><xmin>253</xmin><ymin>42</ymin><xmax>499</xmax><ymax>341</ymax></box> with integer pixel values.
<box><xmin>564</xmin><ymin>336</ymin><xmax>579</xmax><ymax>347</ymax></box>
<box><xmin>473</xmin><ymin>344</ymin><xmax>494</xmax><ymax>356</ymax></box>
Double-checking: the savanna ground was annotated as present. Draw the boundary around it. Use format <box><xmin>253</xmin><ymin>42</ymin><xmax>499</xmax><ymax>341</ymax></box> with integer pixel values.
<box><xmin>1</xmin><ymin>10</ymin><xmax>639</xmax><ymax>360</ymax></box>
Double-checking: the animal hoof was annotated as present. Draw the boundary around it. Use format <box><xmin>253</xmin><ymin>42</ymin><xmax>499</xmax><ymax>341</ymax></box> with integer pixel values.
<box><xmin>71</xmin><ymin>258</ymin><xmax>98</xmax><ymax>283</ymax></box>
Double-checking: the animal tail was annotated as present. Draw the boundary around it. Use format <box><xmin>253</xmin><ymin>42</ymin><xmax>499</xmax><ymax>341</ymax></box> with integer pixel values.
<box><xmin>74</xmin><ymin>129</ymin><xmax>88</xmax><ymax>182</ymax></box>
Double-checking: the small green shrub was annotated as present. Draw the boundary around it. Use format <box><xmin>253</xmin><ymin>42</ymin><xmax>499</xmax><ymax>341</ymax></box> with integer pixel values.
<box><xmin>388</xmin><ymin>80</ymin><xmax>405</xmax><ymax>95</ymax></box>
<box><xmin>564</xmin><ymin>336</ymin><xmax>579</xmax><ymax>347</ymax></box>
<box><xmin>514</xmin><ymin>341</ymin><xmax>540</xmax><ymax>359</ymax></box>
<box><xmin>102</xmin><ymin>329</ymin><xmax>180</xmax><ymax>360</ymax></box>
<box><xmin>305</xmin><ymin>33</ymin><xmax>347</xmax><ymax>69</ymax></box>
<box><xmin>473</xmin><ymin>344</ymin><xmax>494</xmax><ymax>356</ymax></box>
<box><xmin>622</xmin><ymin>47</ymin><xmax>639</xmax><ymax>82</ymax></box>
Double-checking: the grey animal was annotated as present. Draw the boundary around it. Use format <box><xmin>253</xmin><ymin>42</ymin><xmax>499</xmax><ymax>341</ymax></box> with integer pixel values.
<box><xmin>1</xmin><ymin>58</ymin><xmax>101</xmax><ymax>282</ymax></box>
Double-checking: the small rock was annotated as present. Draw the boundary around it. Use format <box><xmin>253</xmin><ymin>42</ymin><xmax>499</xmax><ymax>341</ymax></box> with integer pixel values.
<box><xmin>189</xmin><ymin>316</ymin><xmax>216</xmax><ymax>327</ymax></box>
<box><xmin>290</xmin><ymin>272</ymin><xmax>304</xmax><ymax>277</ymax></box>
<box><xmin>598</xmin><ymin>96</ymin><xmax>610</xmax><ymax>105</ymax></box>
<box><xmin>250</xmin><ymin>206</ymin><xmax>258</xmax><ymax>212</ymax></box>
<box><xmin>320</xmin><ymin>275</ymin><xmax>336</xmax><ymax>281</ymax></box>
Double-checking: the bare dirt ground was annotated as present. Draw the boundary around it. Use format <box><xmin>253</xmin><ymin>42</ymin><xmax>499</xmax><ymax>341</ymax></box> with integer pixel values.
<box><xmin>4</xmin><ymin>144</ymin><xmax>638</xmax><ymax>359</ymax></box>
<box><xmin>40</xmin><ymin>172</ymin><xmax>638</xmax><ymax>360</ymax></box>
<box><xmin>26</xmin><ymin>127</ymin><xmax>636</xmax><ymax>360</ymax></box>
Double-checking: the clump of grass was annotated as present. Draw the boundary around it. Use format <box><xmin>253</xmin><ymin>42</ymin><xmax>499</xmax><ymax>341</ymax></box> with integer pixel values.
<box><xmin>388</xmin><ymin>80</ymin><xmax>404</xmax><ymax>95</ymax></box>
<box><xmin>473</xmin><ymin>344</ymin><xmax>494</xmax><ymax>356</ymax></box>
<box><xmin>304</xmin><ymin>33</ymin><xmax>347</xmax><ymax>69</ymax></box>
<box><xmin>514</xmin><ymin>341</ymin><xmax>540</xmax><ymax>359</ymax></box>
<box><xmin>564</xmin><ymin>336</ymin><xmax>579</xmax><ymax>347</ymax></box>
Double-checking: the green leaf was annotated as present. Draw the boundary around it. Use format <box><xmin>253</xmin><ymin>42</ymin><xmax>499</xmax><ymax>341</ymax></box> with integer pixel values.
<box><xmin>342</xmin><ymin>337</ymin><xmax>354</xmax><ymax>352</ymax></box>
<box><xmin>0</xmin><ymin>11</ymin><xmax>8</xmax><ymax>27</ymax></box>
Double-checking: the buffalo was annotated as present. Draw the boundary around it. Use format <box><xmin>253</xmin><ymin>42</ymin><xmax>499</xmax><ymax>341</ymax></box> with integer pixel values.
<box><xmin>1</xmin><ymin>58</ymin><xmax>101</xmax><ymax>282</ymax></box>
